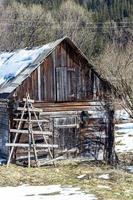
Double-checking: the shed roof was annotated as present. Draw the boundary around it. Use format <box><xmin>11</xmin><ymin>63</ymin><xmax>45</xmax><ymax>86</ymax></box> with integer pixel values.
<box><xmin>0</xmin><ymin>37</ymin><xmax>66</xmax><ymax>96</ymax></box>
<box><xmin>0</xmin><ymin>37</ymin><xmax>110</xmax><ymax>98</ymax></box>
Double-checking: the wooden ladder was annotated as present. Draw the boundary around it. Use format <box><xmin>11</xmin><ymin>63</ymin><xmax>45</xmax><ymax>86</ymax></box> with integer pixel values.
<box><xmin>6</xmin><ymin>95</ymin><xmax>58</xmax><ymax>167</ymax></box>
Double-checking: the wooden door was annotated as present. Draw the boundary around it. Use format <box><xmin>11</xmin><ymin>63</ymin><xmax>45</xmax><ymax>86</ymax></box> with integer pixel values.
<box><xmin>56</xmin><ymin>67</ymin><xmax>78</xmax><ymax>102</ymax></box>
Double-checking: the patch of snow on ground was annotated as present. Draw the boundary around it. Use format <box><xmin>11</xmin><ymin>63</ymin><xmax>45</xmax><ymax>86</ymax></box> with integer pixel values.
<box><xmin>115</xmin><ymin>110</ymin><xmax>130</xmax><ymax>121</ymax></box>
<box><xmin>115</xmin><ymin>123</ymin><xmax>133</xmax><ymax>153</ymax></box>
<box><xmin>97</xmin><ymin>185</ymin><xmax>111</xmax><ymax>189</ymax></box>
<box><xmin>98</xmin><ymin>174</ymin><xmax>110</xmax><ymax>180</ymax></box>
<box><xmin>126</xmin><ymin>166</ymin><xmax>133</xmax><ymax>173</ymax></box>
<box><xmin>0</xmin><ymin>185</ymin><xmax>97</xmax><ymax>200</ymax></box>
<box><xmin>77</xmin><ymin>174</ymin><xmax>86</xmax><ymax>179</ymax></box>
<box><xmin>114</xmin><ymin>110</ymin><xmax>133</xmax><ymax>153</ymax></box>
<box><xmin>115</xmin><ymin>129</ymin><xmax>133</xmax><ymax>134</ymax></box>
<box><xmin>0</xmin><ymin>158</ymin><xmax>6</xmax><ymax>165</ymax></box>
<box><xmin>115</xmin><ymin>123</ymin><xmax>133</xmax><ymax>129</ymax></box>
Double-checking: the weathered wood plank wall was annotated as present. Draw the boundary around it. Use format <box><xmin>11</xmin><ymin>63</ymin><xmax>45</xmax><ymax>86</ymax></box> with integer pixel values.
<box><xmin>4</xmin><ymin>40</ymin><xmax>114</xmax><ymax>163</ymax></box>
<box><xmin>13</xmin><ymin>41</ymin><xmax>109</xmax><ymax>102</ymax></box>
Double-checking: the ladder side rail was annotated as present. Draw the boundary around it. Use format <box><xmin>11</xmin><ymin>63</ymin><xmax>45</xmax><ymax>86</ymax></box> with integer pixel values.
<box><xmin>30</xmin><ymin>103</ymin><xmax>54</xmax><ymax>160</ymax></box>
<box><xmin>7</xmin><ymin>101</ymin><xmax>27</xmax><ymax>167</ymax></box>
<box><xmin>27</xmin><ymin>96</ymin><xmax>39</xmax><ymax>167</ymax></box>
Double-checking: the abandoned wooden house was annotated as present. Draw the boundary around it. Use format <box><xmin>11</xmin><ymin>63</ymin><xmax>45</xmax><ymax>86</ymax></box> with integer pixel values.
<box><xmin>0</xmin><ymin>37</ymin><xmax>115</xmax><ymax>166</ymax></box>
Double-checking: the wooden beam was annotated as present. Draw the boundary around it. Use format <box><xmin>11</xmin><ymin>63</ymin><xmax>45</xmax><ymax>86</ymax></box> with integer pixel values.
<box><xmin>17</xmin><ymin>107</ymin><xmax>43</xmax><ymax>112</ymax></box>
<box><xmin>54</xmin><ymin>124</ymin><xmax>79</xmax><ymax>128</ymax></box>
<box><xmin>10</xmin><ymin>129</ymin><xmax>53</xmax><ymax>136</ymax></box>
<box><xmin>13</xmin><ymin>119</ymin><xmax>49</xmax><ymax>123</ymax></box>
<box><xmin>6</xmin><ymin>143</ymin><xmax>58</xmax><ymax>148</ymax></box>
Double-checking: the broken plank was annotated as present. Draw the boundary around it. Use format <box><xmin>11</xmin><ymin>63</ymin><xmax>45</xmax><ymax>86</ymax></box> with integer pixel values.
<box><xmin>38</xmin><ymin>156</ymin><xmax>64</xmax><ymax>166</ymax></box>
<box><xmin>6</xmin><ymin>143</ymin><xmax>58</xmax><ymax>148</ymax></box>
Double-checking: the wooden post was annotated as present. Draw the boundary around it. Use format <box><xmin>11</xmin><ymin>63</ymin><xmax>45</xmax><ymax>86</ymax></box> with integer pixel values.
<box><xmin>106</xmin><ymin>106</ymin><xmax>115</xmax><ymax>165</ymax></box>
<box><xmin>52</xmin><ymin>118</ymin><xmax>55</xmax><ymax>159</ymax></box>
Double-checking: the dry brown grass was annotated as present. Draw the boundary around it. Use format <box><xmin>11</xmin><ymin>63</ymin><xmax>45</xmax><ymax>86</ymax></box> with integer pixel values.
<box><xmin>0</xmin><ymin>160</ymin><xmax>133</xmax><ymax>200</ymax></box>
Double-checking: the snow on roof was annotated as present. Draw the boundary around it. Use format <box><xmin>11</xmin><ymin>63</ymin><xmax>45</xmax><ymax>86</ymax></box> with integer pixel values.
<box><xmin>0</xmin><ymin>37</ymin><xmax>69</xmax><ymax>96</ymax></box>
<box><xmin>0</xmin><ymin>44</ymin><xmax>51</xmax><ymax>86</ymax></box>
<box><xmin>0</xmin><ymin>36</ymin><xmax>90</xmax><ymax>96</ymax></box>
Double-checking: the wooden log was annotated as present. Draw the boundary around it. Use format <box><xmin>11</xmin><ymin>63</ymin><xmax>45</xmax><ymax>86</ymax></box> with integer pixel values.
<box><xmin>34</xmin><ymin>101</ymin><xmax>105</xmax><ymax>107</ymax></box>
<box><xmin>17</xmin><ymin>107</ymin><xmax>43</xmax><ymax>112</ymax></box>
<box><xmin>10</xmin><ymin>129</ymin><xmax>53</xmax><ymax>136</ymax></box>
<box><xmin>40</xmin><ymin>112</ymin><xmax>78</xmax><ymax>117</ymax></box>
<box><xmin>6</xmin><ymin>143</ymin><xmax>58</xmax><ymax>148</ymax></box>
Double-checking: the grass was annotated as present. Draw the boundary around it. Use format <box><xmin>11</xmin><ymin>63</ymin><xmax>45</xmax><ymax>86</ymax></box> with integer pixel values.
<box><xmin>0</xmin><ymin>160</ymin><xmax>133</xmax><ymax>200</ymax></box>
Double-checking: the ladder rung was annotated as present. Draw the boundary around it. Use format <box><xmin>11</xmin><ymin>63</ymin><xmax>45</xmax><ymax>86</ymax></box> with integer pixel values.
<box><xmin>23</xmin><ymin>98</ymin><xmax>34</xmax><ymax>103</ymax></box>
<box><xmin>13</xmin><ymin>119</ymin><xmax>49</xmax><ymax>123</ymax></box>
<box><xmin>17</xmin><ymin>107</ymin><xmax>43</xmax><ymax>112</ymax></box>
<box><xmin>6</xmin><ymin>143</ymin><xmax>58</xmax><ymax>148</ymax></box>
<box><xmin>10</xmin><ymin>129</ymin><xmax>53</xmax><ymax>136</ymax></box>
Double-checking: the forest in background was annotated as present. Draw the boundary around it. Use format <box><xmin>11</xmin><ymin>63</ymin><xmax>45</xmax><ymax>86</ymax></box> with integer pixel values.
<box><xmin>0</xmin><ymin>0</ymin><xmax>133</xmax><ymax>116</ymax></box>
<box><xmin>0</xmin><ymin>0</ymin><xmax>133</xmax><ymax>53</ymax></box>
